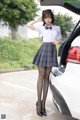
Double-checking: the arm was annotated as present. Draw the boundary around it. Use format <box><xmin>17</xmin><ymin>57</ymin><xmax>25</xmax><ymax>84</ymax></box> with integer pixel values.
<box><xmin>26</xmin><ymin>17</ymin><xmax>42</xmax><ymax>31</ymax></box>
<box><xmin>53</xmin><ymin>26</ymin><xmax>62</xmax><ymax>45</ymax></box>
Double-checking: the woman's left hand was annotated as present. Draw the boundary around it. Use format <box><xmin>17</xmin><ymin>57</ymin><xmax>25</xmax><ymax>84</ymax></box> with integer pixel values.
<box><xmin>52</xmin><ymin>40</ymin><xmax>58</xmax><ymax>45</ymax></box>
<box><xmin>53</xmin><ymin>40</ymin><xmax>61</xmax><ymax>45</ymax></box>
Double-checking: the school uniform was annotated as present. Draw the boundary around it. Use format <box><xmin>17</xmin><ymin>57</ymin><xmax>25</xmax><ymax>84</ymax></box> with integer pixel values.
<box><xmin>32</xmin><ymin>24</ymin><xmax>62</xmax><ymax>67</ymax></box>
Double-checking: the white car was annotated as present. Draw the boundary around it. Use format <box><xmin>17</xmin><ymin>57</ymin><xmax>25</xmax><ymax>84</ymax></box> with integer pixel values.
<box><xmin>39</xmin><ymin>0</ymin><xmax>80</xmax><ymax>119</ymax></box>
<box><xmin>50</xmin><ymin>35</ymin><xmax>80</xmax><ymax>120</ymax></box>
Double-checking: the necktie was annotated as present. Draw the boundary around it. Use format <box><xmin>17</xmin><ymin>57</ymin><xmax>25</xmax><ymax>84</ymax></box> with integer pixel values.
<box><xmin>45</xmin><ymin>26</ymin><xmax>52</xmax><ymax>30</ymax></box>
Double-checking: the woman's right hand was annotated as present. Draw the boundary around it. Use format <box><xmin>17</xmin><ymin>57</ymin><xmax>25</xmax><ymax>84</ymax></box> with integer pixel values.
<box><xmin>36</xmin><ymin>17</ymin><xmax>42</xmax><ymax>22</ymax></box>
<box><xmin>26</xmin><ymin>17</ymin><xmax>42</xmax><ymax>30</ymax></box>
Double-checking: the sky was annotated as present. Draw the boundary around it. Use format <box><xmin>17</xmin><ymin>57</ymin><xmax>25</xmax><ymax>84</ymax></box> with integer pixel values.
<box><xmin>27</xmin><ymin>1</ymin><xmax>80</xmax><ymax>38</ymax></box>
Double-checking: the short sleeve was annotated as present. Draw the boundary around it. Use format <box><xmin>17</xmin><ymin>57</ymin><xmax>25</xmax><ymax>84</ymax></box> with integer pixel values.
<box><xmin>56</xmin><ymin>26</ymin><xmax>62</xmax><ymax>41</ymax></box>
<box><xmin>34</xmin><ymin>25</ymin><xmax>42</xmax><ymax>33</ymax></box>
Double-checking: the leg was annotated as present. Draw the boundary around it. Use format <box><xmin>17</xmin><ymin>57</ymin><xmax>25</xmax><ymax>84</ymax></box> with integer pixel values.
<box><xmin>43</xmin><ymin>67</ymin><xmax>52</xmax><ymax>103</ymax></box>
<box><xmin>37</xmin><ymin>67</ymin><xmax>46</xmax><ymax>102</ymax></box>
<box><xmin>36</xmin><ymin>67</ymin><xmax>46</xmax><ymax>116</ymax></box>
<box><xmin>42</xmin><ymin>67</ymin><xmax>52</xmax><ymax>115</ymax></box>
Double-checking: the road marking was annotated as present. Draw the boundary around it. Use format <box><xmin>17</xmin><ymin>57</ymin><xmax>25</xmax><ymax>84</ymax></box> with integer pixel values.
<box><xmin>0</xmin><ymin>80</ymin><xmax>37</xmax><ymax>93</ymax></box>
<box><xmin>0</xmin><ymin>80</ymin><xmax>52</xmax><ymax>98</ymax></box>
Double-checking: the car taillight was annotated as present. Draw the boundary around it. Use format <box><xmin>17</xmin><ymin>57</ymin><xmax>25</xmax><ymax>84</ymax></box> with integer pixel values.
<box><xmin>66</xmin><ymin>47</ymin><xmax>80</xmax><ymax>64</ymax></box>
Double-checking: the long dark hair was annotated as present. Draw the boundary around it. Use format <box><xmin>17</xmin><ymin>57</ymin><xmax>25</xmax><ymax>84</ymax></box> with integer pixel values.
<box><xmin>42</xmin><ymin>9</ymin><xmax>55</xmax><ymax>26</ymax></box>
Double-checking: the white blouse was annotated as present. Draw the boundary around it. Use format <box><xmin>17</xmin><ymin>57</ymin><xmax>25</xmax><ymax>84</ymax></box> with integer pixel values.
<box><xmin>34</xmin><ymin>24</ymin><xmax>62</xmax><ymax>43</ymax></box>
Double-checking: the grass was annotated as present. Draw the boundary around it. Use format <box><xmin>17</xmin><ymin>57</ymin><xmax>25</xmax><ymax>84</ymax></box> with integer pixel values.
<box><xmin>0</xmin><ymin>37</ymin><xmax>42</xmax><ymax>70</ymax></box>
<box><xmin>0</xmin><ymin>37</ymin><xmax>60</xmax><ymax>70</ymax></box>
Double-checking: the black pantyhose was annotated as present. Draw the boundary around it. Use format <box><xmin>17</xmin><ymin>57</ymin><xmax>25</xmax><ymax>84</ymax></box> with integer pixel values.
<box><xmin>37</xmin><ymin>67</ymin><xmax>52</xmax><ymax>103</ymax></box>
<box><xmin>36</xmin><ymin>67</ymin><xmax>52</xmax><ymax>116</ymax></box>
<box><xmin>42</xmin><ymin>67</ymin><xmax>52</xmax><ymax>103</ymax></box>
<box><xmin>37</xmin><ymin>67</ymin><xmax>45</xmax><ymax>103</ymax></box>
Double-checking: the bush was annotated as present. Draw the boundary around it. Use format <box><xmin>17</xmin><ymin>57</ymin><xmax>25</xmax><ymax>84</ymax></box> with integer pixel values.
<box><xmin>0</xmin><ymin>37</ymin><xmax>42</xmax><ymax>69</ymax></box>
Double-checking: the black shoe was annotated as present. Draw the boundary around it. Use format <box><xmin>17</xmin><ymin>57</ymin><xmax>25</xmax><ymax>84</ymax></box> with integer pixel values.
<box><xmin>36</xmin><ymin>101</ymin><xmax>43</xmax><ymax>116</ymax></box>
<box><xmin>41</xmin><ymin>101</ymin><xmax>47</xmax><ymax>116</ymax></box>
<box><xmin>42</xmin><ymin>110</ymin><xmax>47</xmax><ymax>116</ymax></box>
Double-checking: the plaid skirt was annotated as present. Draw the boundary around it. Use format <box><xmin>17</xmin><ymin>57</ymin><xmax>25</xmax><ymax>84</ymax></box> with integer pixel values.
<box><xmin>32</xmin><ymin>42</ymin><xmax>58</xmax><ymax>67</ymax></box>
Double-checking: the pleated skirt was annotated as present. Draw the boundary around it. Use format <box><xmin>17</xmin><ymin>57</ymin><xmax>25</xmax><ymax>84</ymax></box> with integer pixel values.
<box><xmin>32</xmin><ymin>42</ymin><xmax>58</xmax><ymax>67</ymax></box>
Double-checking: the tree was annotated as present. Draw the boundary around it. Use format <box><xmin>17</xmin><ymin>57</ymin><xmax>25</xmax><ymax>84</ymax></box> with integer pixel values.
<box><xmin>54</xmin><ymin>13</ymin><xmax>75</xmax><ymax>39</ymax></box>
<box><xmin>0</xmin><ymin>0</ymin><xmax>39</xmax><ymax>40</ymax></box>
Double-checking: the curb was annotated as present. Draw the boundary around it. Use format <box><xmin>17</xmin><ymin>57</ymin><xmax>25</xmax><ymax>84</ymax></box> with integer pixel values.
<box><xmin>0</xmin><ymin>68</ymin><xmax>32</xmax><ymax>74</ymax></box>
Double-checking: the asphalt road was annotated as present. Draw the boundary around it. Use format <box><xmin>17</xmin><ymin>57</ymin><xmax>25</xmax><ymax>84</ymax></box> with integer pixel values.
<box><xmin>0</xmin><ymin>70</ymin><xmax>78</xmax><ymax>120</ymax></box>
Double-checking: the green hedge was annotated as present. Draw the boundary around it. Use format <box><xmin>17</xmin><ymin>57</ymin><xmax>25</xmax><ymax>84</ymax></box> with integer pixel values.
<box><xmin>0</xmin><ymin>37</ymin><xmax>42</xmax><ymax>69</ymax></box>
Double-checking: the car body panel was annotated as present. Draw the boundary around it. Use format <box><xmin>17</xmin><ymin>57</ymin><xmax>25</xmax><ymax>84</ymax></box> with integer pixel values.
<box><xmin>51</xmin><ymin>63</ymin><xmax>80</xmax><ymax>119</ymax></box>
<box><xmin>50</xmin><ymin>36</ymin><xmax>80</xmax><ymax>119</ymax></box>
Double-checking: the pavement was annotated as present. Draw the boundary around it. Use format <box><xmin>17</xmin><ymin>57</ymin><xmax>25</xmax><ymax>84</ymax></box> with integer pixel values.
<box><xmin>0</xmin><ymin>70</ymin><xmax>78</xmax><ymax>120</ymax></box>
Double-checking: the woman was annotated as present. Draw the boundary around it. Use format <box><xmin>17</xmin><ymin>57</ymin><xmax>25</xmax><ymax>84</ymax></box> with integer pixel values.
<box><xmin>27</xmin><ymin>9</ymin><xmax>62</xmax><ymax>116</ymax></box>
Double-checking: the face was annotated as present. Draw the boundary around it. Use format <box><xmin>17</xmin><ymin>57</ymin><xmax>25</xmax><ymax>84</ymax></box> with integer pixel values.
<box><xmin>44</xmin><ymin>17</ymin><xmax>52</xmax><ymax>25</ymax></box>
